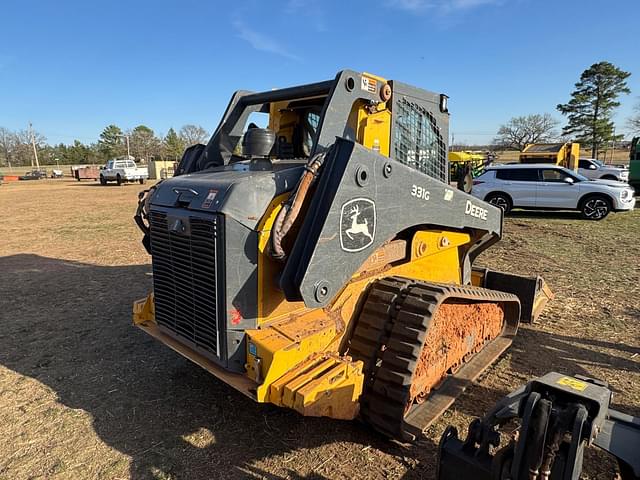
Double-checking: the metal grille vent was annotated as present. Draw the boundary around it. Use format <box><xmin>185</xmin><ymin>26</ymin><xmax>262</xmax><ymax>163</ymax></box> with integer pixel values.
<box><xmin>393</xmin><ymin>98</ymin><xmax>447</xmax><ymax>182</ymax></box>
<box><xmin>149</xmin><ymin>210</ymin><xmax>220</xmax><ymax>357</ymax></box>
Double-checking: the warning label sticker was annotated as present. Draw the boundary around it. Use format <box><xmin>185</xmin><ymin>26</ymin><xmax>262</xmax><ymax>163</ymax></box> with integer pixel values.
<box><xmin>202</xmin><ymin>189</ymin><xmax>218</xmax><ymax>209</ymax></box>
<box><xmin>361</xmin><ymin>75</ymin><xmax>377</xmax><ymax>94</ymax></box>
<box><xmin>557</xmin><ymin>376</ymin><xmax>588</xmax><ymax>391</ymax></box>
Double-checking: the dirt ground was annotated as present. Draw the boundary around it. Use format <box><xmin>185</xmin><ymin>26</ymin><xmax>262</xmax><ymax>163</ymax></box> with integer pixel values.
<box><xmin>0</xmin><ymin>179</ymin><xmax>638</xmax><ymax>480</ymax></box>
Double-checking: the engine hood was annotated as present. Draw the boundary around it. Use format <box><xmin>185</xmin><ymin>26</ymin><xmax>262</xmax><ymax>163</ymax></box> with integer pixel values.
<box><xmin>588</xmin><ymin>178</ymin><xmax>629</xmax><ymax>187</ymax></box>
<box><xmin>150</xmin><ymin>161</ymin><xmax>305</xmax><ymax>230</ymax></box>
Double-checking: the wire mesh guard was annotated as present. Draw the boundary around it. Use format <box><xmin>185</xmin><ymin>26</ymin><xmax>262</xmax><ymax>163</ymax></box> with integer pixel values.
<box><xmin>393</xmin><ymin>98</ymin><xmax>447</xmax><ymax>182</ymax></box>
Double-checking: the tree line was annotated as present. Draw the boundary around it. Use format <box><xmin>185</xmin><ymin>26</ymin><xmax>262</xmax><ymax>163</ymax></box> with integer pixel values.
<box><xmin>494</xmin><ymin>61</ymin><xmax>640</xmax><ymax>158</ymax></box>
<box><xmin>0</xmin><ymin>123</ymin><xmax>209</xmax><ymax>167</ymax></box>
<box><xmin>3</xmin><ymin>61</ymin><xmax>640</xmax><ymax>167</ymax></box>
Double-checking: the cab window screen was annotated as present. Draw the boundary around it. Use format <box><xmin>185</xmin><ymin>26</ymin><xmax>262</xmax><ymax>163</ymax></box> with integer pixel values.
<box><xmin>495</xmin><ymin>168</ymin><xmax>539</xmax><ymax>181</ymax></box>
<box><xmin>392</xmin><ymin>98</ymin><xmax>447</xmax><ymax>182</ymax></box>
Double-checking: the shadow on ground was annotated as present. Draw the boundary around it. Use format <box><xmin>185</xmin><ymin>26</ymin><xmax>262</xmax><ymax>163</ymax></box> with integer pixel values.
<box><xmin>1</xmin><ymin>254</ymin><xmax>635</xmax><ymax>478</ymax></box>
<box><xmin>0</xmin><ymin>254</ymin><xmax>425</xmax><ymax>479</ymax></box>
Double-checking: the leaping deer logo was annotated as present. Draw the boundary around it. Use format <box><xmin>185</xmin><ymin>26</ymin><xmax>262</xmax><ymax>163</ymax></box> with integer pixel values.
<box><xmin>345</xmin><ymin>205</ymin><xmax>373</xmax><ymax>241</ymax></box>
<box><xmin>340</xmin><ymin>198</ymin><xmax>376</xmax><ymax>252</ymax></box>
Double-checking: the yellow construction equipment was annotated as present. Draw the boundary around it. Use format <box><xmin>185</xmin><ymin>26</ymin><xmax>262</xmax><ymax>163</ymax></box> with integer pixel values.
<box><xmin>519</xmin><ymin>142</ymin><xmax>580</xmax><ymax>170</ymax></box>
<box><xmin>448</xmin><ymin>150</ymin><xmax>492</xmax><ymax>191</ymax></box>
<box><xmin>133</xmin><ymin>70</ymin><xmax>551</xmax><ymax>441</ymax></box>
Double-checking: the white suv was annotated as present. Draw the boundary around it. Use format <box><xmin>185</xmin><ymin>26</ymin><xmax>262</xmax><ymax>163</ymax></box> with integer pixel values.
<box><xmin>471</xmin><ymin>164</ymin><xmax>636</xmax><ymax>220</ymax></box>
<box><xmin>578</xmin><ymin>158</ymin><xmax>629</xmax><ymax>182</ymax></box>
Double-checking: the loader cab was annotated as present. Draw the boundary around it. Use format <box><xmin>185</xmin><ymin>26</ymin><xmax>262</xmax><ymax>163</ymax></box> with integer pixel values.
<box><xmin>196</xmin><ymin>83</ymin><xmax>334</xmax><ymax>171</ymax></box>
<box><xmin>229</xmin><ymin>99</ymin><xmax>324</xmax><ymax>160</ymax></box>
<box><xmin>180</xmin><ymin>69</ymin><xmax>450</xmax><ymax>184</ymax></box>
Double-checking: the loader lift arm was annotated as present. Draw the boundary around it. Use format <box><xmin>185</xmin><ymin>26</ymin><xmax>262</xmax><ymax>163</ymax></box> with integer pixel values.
<box><xmin>437</xmin><ymin>372</ymin><xmax>640</xmax><ymax>480</ymax></box>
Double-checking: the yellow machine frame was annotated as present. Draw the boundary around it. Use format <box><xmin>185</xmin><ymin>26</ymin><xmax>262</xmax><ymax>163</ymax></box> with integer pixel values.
<box><xmin>133</xmin><ymin>71</ymin><xmax>512</xmax><ymax>422</ymax></box>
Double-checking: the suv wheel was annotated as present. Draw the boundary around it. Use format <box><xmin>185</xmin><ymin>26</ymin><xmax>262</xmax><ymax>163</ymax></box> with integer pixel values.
<box><xmin>116</xmin><ymin>174</ymin><xmax>122</xmax><ymax>186</ymax></box>
<box><xmin>581</xmin><ymin>196</ymin><xmax>611</xmax><ymax>220</ymax></box>
<box><xmin>486</xmin><ymin>193</ymin><xmax>512</xmax><ymax>213</ymax></box>
<box><xmin>99</xmin><ymin>175</ymin><xmax>107</xmax><ymax>186</ymax></box>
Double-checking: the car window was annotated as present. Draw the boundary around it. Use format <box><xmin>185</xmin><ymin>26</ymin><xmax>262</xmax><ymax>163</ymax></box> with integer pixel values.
<box><xmin>495</xmin><ymin>168</ymin><xmax>539</xmax><ymax>181</ymax></box>
<box><xmin>578</xmin><ymin>160</ymin><xmax>591</xmax><ymax>169</ymax></box>
<box><xmin>542</xmin><ymin>169</ymin><xmax>582</xmax><ymax>182</ymax></box>
<box><xmin>541</xmin><ymin>169</ymin><xmax>567</xmax><ymax>182</ymax></box>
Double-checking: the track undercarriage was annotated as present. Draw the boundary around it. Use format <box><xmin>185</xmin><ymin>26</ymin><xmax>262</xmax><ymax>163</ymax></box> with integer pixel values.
<box><xmin>351</xmin><ymin>277</ymin><xmax>521</xmax><ymax>440</ymax></box>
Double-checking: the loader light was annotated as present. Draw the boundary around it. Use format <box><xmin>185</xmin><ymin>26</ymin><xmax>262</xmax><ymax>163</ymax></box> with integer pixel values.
<box><xmin>439</xmin><ymin>94</ymin><xmax>449</xmax><ymax>113</ymax></box>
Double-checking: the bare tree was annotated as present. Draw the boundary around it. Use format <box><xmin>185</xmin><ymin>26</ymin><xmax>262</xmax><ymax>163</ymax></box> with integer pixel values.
<box><xmin>179</xmin><ymin>124</ymin><xmax>209</xmax><ymax>147</ymax></box>
<box><xmin>0</xmin><ymin>127</ymin><xmax>17</xmax><ymax>166</ymax></box>
<box><xmin>628</xmin><ymin>101</ymin><xmax>640</xmax><ymax>134</ymax></box>
<box><xmin>0</xmin><ymin>128</ymin><xmax>46</xmax><ymax>166</ymax></box>
<box><xmin>494</xmin><ymin>114</ymin><xmax>559</xmax><ymax>151</ymax></box>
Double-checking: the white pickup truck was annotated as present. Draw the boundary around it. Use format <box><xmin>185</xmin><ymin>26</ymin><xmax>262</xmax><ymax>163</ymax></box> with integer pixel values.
<box><xmin>578</xmin><ymin>158</ymin><xmax>629</xmax><ymax>183</ymax></box>
<box><xmin>100</xmin><ymin>158</ymin><xmax>149</xmax><ymax>185</ymax></box>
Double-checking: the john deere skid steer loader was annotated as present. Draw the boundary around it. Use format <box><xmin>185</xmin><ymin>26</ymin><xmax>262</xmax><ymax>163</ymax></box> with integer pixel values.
<box><xmin>133</xmin><ymin>70</ymin><xmax>551</xmax><ymax>440</ymax></box>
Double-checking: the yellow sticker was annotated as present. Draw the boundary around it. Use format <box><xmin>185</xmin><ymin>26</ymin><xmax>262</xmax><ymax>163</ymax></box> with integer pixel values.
<box><xmin>557</xmin><ymin>377</ymin><xmax>588</xmax><ymax>391</ymax></box>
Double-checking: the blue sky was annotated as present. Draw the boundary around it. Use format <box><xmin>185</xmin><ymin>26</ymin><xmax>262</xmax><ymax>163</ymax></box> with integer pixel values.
<box><xmin>1</xmin><ymin>0</ymin><xmax>639</xmax><ymax>146</ymax></box>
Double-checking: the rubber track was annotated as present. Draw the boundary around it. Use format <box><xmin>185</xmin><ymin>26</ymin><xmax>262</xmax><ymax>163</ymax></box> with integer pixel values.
<box><xmin>348</xmin><ymin>278</ymin><xmax>414</xmax><ymax>403</ymax></box>
<box><xmin>349</xmin><ymin>276</ymin><xmax>520</xmax><ymax>441</ymax></box>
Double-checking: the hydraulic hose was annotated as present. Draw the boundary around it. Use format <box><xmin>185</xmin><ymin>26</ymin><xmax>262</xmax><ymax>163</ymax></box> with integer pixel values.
<box><xmin>269</xmin><ymin>147</ymin><xmax>331</xmax><ymax>261</ymax></box>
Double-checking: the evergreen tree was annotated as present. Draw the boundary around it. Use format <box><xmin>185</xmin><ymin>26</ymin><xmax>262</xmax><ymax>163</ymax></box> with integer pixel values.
<box><xmin>130</xmin><ymin>125</ymin><xmax>161</xmax><ymax>161</ymax></box>
<box><xmin>556</xmin><ymin>61</ymin><xmax>631</xmax><ymax>158</ymax></box>
<box><xmin>98</xmin><ymin>124</ymin><xmax>124</xmax><ymax>160</ymax></box>
<box><xmin>164</xmin><ymin>127</ymin><xmax>184</xmax><ymax>161</ymax></box>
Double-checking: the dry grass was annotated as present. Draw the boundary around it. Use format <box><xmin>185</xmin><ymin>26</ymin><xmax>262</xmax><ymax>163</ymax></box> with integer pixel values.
<box><xmin>0</xmin><ymin>179</ymin><xmax>638</xmax><ymax>479</ymax></box>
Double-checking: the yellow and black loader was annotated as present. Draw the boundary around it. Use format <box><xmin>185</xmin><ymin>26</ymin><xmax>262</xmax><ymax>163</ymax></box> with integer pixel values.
<box><xmin>133</xmin><ymin>70</ymin><xmax>551</xmax><ymax>440</ymax></box>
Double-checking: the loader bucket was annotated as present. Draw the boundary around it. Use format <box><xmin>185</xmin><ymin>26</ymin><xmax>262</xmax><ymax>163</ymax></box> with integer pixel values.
<box><xmin>472</xmin><ymin>267</ymin><xmax>553</xmax><ymax>323</ymax></box>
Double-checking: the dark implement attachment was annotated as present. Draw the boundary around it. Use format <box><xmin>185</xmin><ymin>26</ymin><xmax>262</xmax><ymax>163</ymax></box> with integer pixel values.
<box><xmin>437</xmin><ymin>372</ymin><xmax>640</xmax><ymax>480</ymax></box>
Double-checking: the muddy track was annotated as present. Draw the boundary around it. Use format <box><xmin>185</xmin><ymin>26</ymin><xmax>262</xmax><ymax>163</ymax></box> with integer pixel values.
<box><xmin>350</xmin><ymin>277</ymin><xmax>520</xmax><ymax>441</ymax></box>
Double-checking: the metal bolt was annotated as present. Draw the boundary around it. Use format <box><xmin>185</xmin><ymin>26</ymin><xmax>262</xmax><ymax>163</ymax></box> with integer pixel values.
<box><xmin>439</xmin><ymin>237</ymin><xmax>450</xmax><ymax>248</ymax></box>
<box><xmin>416</xmin><ymin>242</ymin><xmax>427</xmax><ymax>257</ymax></box>
<box><xmin>314</xmin><ymin>280</ymin><xmax>331</xmax><ymax>302</ymax></box>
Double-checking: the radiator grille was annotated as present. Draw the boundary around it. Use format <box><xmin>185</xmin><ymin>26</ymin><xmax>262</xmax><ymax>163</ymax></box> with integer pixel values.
<box><xmin>149</xmin><ymin>210</ymin><xmax>220</xmax><ymax>357</ymax></box>
<box><xmin>393</xmin><ymin>98</ymin><xmax>447</xmax><ymax>182</ymax></box>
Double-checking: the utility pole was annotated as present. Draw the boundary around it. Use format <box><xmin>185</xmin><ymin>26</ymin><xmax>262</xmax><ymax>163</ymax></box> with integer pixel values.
<box><xmin>29</xmin><ymin>122</ymin><xmax>40</xmax><ymax>170</ymax></box>
<box><xmin>610</xmin><ymin>127</ymin><xmax>616</xmax><ymax>164</ymax></box>
<box><xmin>116</xmin><ymin>134</ymin><xmax>131</xmax><ymax>159</ymax></box>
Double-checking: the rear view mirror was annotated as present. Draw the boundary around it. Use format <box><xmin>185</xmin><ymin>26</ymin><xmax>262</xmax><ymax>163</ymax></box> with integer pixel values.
<box><xmin>589</xmin><ymin>165</ymin><xmax>597</xmax><ymax>170</ymax></box>
<box><xmin>563</xmin><ymin>177</ymin><xmax>575</xmax><ymax>184</ymax></box>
